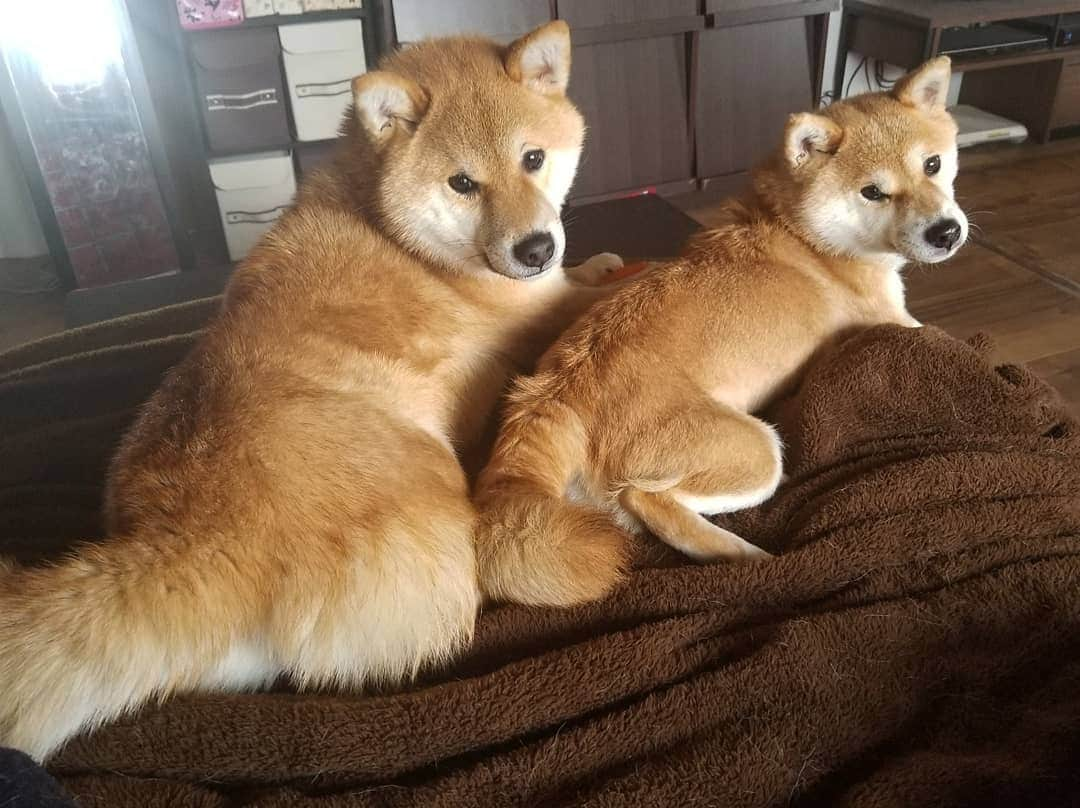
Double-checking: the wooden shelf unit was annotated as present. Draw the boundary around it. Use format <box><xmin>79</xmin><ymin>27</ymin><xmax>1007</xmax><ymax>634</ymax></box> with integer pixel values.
<box><xmin>834</xmin><ymin>0</ymin><xmax>1080</xmax><ymax>142</ymax></box>
<box><xmin>162</xmin><ymin>2</ymin><xmax>386</xmax><ymax>264</ymax></box>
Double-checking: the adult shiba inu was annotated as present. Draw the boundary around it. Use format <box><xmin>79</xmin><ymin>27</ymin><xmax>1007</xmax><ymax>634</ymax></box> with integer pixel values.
<box><xmin>0</xmin><ymin>22</ymin><xmax>622</xmax><ymax>760</ymax></box>
<box><xmin>475</xmin><ymin>57</ymin><xmax>968</xmax><ymax>607</ymax></box>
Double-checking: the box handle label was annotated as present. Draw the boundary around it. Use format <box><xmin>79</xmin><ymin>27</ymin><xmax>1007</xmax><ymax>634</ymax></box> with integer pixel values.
<box><xmin>207</xmin><ymin>88</ymin><xmax>279</xmax><ymax>111</ymax></box>
<box><xmin>296</xmin><ymin>79</ymin><xmax>352</xmax><ymax>99</ymax></box>
<box><xmin>225</xmin><ymin>205</ymin><xmax>290</xmax><ymax>224</ymax></box>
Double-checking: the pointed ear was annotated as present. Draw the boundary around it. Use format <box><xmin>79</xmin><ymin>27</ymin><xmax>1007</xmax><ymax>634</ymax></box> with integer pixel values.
<box><xmin>784</xmin><ymin>112</ymin><xmax>843</xmax><ymax>169</ymax></box>
<box><xmin>893</xmin><ymin>56</ymin><xmax>951</xmax><ymax>113</ymax></box>
<box><xmin>352</xmin><ymin>71</ymin><xmax>429</xmax><ymax>143</ymax></box>
<box><xmin>505</xmin><ymin>20</ymin><xmax>572</xmax><ymax>96</ymax></box>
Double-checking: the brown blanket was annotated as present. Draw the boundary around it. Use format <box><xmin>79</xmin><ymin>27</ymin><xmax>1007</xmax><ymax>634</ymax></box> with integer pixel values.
<box><xmin>1</xmin><ymin>307</ymin><xmax>1078</xmax><ymax>807</ymax></box>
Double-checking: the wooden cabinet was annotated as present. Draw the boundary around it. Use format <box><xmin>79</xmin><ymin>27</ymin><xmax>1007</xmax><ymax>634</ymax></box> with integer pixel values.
<box><xmin>1051</xmin><ymin>57</ymin><xmax>1080</xmax><ymax>130</ymax></box>
<box><xmin>835</xmin><ymin>0</ymin><xmax>1080</xmax><ymax>143</ymax></box>
<box><xmin>696</xmin><ymin>16</ymin><xmax>816</xmax><ymax>183</ymax></box>
<box><xmin>559</xmin><ymin>0</ymin><xmax>698</xmax><ymax>200</ymax></box>
<box><xmin>391</xmin><ymin>0</ymin><xmax>550</xmax><ymax>42</ymax></box>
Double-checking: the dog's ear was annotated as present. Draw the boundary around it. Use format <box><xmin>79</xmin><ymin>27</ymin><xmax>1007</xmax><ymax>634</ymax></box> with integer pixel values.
<box><xmin>352</xmin><ymin>71</ymin><xmax>429</xmax><ymax>143</ymax></box>
<box><xmin>784</xmin><ymin>112</ymin><xmax>843</xmax><ymax>169</ymax></box>
<box><xmin>893</xmin><ymin>56</ymin><xmax>951</xmax><ymax>113</ymax></box>
<box><xmin>505</xmin><ymin>20</ymin><xmax>571</xmax><ymax>96</ymax></box>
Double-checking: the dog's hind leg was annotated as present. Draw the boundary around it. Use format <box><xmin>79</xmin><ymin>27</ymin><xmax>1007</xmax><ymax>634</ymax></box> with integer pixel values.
<box><xmin>266</xmin><ymin>432</ymin><xmax>480</xmax><ymax>691</ymax></box>
<box><xmin>615</xmin><ymin>400</ymin><xmax>782</xmax><ymax>561</ymax></box>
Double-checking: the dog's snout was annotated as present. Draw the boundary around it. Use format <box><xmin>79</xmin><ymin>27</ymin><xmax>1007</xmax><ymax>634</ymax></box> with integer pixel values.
<box><xmin>512</xmin><ymin>231</ymin><xmax>555</xmax><ymax>269</ymax></box>
<box><xmin>924</xmin><ymin>219</ymin><xmax>962</xmax><ymax>251</ymax></box>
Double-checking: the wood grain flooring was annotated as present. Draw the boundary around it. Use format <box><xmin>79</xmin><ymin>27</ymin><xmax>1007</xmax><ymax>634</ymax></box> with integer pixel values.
<box><xmin>672</xmin><ymin>138</ymin><xmax>1080</xmax><ymax>411</ymax></box>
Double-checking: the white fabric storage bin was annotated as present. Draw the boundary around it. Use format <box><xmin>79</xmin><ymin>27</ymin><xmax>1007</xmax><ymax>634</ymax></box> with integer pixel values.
<box><xmin>280</xmin><ymin>20</ymin><xmax>367</xmax><ymax>141</ymax></box>
<box><xmin>243</xmin><ymin>0</ymin><xmax>276</xmax><ymax>17</ymax></box>
<box><xmin>209</xmin><ymin>151</ymin><xmax>297</xmax><ymax>261</ymax></box>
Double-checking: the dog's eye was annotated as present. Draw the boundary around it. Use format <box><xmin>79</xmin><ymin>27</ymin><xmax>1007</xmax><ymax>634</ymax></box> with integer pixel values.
<box><xmin>861</xmin><ymin>184</ymin><xmax>887</xmax><ymax>201</ymax></box>
<box><xmin>448</xmin><ymin>173</ymin><xmax>478</xmax><ymax>195</ymax></box>
<box><xmin>522</xmin><ymin>149</ymin><xmax>545</xmax><ymax>172</ymax></box>
<box><xmin>924</xmin><ymin>155</ymin><xmax>941</xmax><ymax>176</ymax></box>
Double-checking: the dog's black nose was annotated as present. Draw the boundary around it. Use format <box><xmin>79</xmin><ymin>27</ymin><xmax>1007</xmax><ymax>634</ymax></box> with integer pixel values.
<box><xmin>924</xmin><ymin>219</ymin><xmax>962</xmax><ymax>250</ymax></box>
<box><xmin>512</xmin><ymin>231</ymin><xmax>555</xmax><ymax>269</ymax></box>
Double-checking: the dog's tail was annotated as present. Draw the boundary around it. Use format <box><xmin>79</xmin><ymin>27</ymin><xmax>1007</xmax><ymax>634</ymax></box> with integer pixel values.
<box><xmin>0</xmin><ymin>538</ymin><xmax>253</xmax><ymax>761</ymax></box>
<box><xmin>475</xmin><ymin>391</ymin><xmax>629</xmax><ymax>608</ymax></box>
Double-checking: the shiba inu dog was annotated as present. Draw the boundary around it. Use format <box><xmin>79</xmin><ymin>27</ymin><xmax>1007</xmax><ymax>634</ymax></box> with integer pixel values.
<box><xmin>0</xmin><ymin>21</ymin><xmax>622</xmax><ymax>761</ymax></box>
<box><xmin>475</xmin><ymin>57</ymin><xmax>968</xmax><ymax>607</ymax></box>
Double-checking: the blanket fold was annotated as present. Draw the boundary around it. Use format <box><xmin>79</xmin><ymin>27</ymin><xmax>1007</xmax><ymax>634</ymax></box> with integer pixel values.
<box><xmin>1</xmin><ymin>311</ymin><xmax>1077</xmax><ymax>807</ymax></box>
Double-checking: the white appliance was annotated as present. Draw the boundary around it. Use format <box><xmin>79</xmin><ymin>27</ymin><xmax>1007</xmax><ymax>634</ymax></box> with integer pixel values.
<box><xmin>950</xmin><ymin>104</ymin><xmax>1028</xmax><ymax>148</ymax></box>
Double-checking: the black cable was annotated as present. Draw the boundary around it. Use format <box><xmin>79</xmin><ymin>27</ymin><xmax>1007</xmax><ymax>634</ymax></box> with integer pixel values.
<box><xmin>873</xmin><ymin>60</ymin><xmax>898</xmax><ymax>89</ymax></box>
<box><xmin>845</xmin><ymin>56</ymin><xmax>868</xmax><ymax>98</ymax></box>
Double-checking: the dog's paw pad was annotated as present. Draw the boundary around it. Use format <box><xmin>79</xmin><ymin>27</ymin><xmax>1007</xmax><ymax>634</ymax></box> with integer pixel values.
<box><xmin>568</xmin><ymin>253</ymin><xmax>626</xmax><ymax>285</ymax></box>
<box><xmin>587</xmin><ymin>252</ymin><xmax>624</xmax><ymax>273</ymax></box>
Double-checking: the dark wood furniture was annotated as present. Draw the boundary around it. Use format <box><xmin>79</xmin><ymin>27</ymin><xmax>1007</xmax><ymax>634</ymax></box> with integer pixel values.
<box><xmin>388</xmin><ymin>0</ymin><xmax>837</xmax><ymax>203</ymax></box>
<box><xmin>834</xmin><ymin>0</ymin><xmax>1080</xmax><ymax>142</ymax></box>
<box><xmin>696</xmin><ymin>0</ymin><xmax>835</xmax><ymax>194</ymax></box>
<box><xmin>563</xmin><ymin>193</ymin><xmax>701</xmax><ymax>264</ymax></box>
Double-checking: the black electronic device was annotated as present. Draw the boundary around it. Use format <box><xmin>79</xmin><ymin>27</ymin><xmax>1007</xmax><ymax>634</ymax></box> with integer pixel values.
<box><xmin>937</xmin><ymin>23</ymin><xmax>1049</xmax><ymax>57</ymax></box>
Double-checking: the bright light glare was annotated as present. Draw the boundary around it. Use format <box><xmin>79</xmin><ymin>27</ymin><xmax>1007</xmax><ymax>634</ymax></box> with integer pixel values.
<box><xmin>2</xmin><ymin>0</ymin><xmax>122</xmax><ymax>87</ymax></box>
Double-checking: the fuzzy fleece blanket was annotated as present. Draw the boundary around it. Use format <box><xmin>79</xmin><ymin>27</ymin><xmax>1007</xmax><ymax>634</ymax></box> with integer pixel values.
<box><xmin>1</xmin><ymin>302</ymin><xmax>1078</xmax><ymax>807</ymax></box>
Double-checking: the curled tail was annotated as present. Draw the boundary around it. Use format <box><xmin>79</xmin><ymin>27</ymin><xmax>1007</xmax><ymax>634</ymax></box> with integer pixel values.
<box><xmin>0</xmin><ymin>539</ymin><xmax>251</xmax><ymax>761</ymax></box>
<box><xmin>474</xmin><ymin>398</ymin><xmax>628</xmax><ymax>607</ymax></box>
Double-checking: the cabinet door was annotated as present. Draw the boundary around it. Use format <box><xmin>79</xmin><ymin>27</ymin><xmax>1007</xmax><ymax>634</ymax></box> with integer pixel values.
<box><xmin>559</xmin><ymin>0</ymin><xmax>696</xmax><ymax>27</ymax></box>
<box><xmin>1051</xmin><ymin>58</ymin><xmax>1080</xmax><ymax>130</ymax></box>
<box><xmin>392</xmin><ymin>0</ymin><xmax>551</xmax><ymax>43</ymax></box>
<box><xmin>559</xmin><ymin>0</ymin><xmax>698</xmax><ymax>200</ymax></box>
<box><xmin>696</xmin><ymin>17</ymin><xmax>814</xmax><ymax>181</ymax></box>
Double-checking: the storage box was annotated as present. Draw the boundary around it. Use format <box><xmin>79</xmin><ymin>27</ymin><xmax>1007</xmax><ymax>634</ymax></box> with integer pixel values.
<box><xmin>281</xmin><ymin>21</ymin><xmax>367</xmax><ymax>142</ymax></box>
<box><xmin>274</xmin><ymin>0</ymin><xmax>304</xmax><ymax>14</ymax></box>
<box><xmin>209</xmin><ymin>151</ymin><xmax>297</xmax><ymax>261</ymax></box>
<box><xmin>177</xmin><ymin>0</ymin><xmax>244</xmax><ymax>30</ymax></box>
<box><xmin>243</xmin><ymin>0</ymin><xmax>276</xmax><ymax>18</ymax></box>
<box><xmin>191</xmin><ymin>28</ymin><xmax>291</xmax><ymax>154</ymax></box>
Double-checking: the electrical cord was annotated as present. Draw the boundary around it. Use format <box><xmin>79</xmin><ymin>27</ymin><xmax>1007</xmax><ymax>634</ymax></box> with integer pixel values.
<box><xmin>845</xmin><ymin>56</ymin><xmax>868</xmax><ymax>98</ymax></box>
<box><xmin>873</xmin><ymin>59</ymin><xmax>898</xmax><ymax>89</ymax></box>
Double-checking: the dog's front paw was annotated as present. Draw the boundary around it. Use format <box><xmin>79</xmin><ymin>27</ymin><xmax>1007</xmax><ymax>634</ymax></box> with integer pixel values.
<box><xmin>566</xmin><ymin>252</ymin><xmax>624</xmax><ymax>285</ymax></box>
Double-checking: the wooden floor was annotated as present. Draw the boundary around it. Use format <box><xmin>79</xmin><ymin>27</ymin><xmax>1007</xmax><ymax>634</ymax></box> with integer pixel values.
<box><xmin>673</xmin><ymin>138</ymin><xmax>1080</xmax><ymax>412</ymax></box>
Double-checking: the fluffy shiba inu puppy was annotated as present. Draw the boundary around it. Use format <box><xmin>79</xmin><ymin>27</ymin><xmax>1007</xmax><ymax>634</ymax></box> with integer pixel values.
<box><xmin>0</xmin><ymin>22</ymin><xmax>622</xmax><ymax>760</ymax></box>
<box><xmin>475</xmin><ymin>58</ymin><xmax>968</xmax><ymax>607</ymax></box>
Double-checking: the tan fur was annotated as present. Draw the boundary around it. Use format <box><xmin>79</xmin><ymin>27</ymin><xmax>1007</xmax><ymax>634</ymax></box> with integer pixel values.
<box><xmin>0</xmin><ymin>22</ymin><xmax>621</xmax><ymax>761</ymax></box>
<box><xmin>475</xmin><ymin>58</ymin><xmax>969</xmax><ymax>607</ymax></box>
